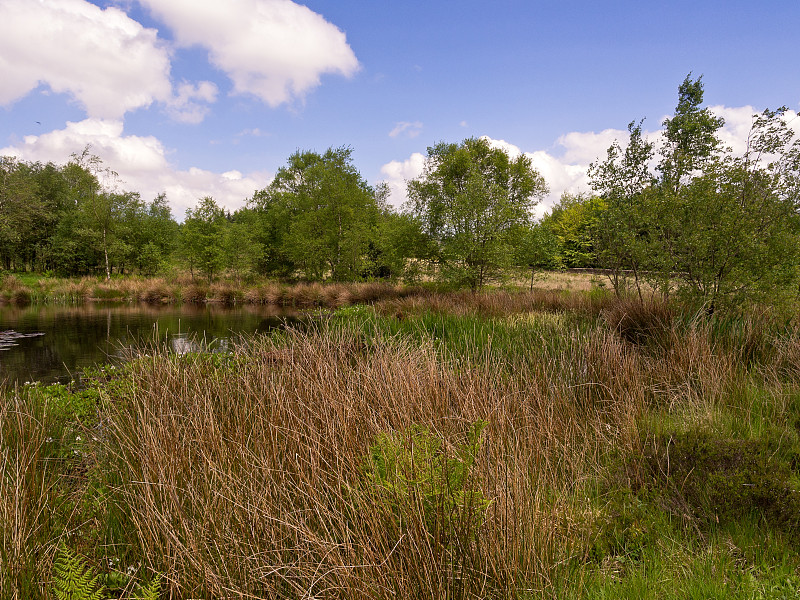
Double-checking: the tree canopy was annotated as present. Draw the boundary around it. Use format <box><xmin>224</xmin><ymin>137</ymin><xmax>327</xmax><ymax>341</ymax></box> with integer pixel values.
<box><xmin>407</xmin><ymin>137</ymin><xmax>548</xmax><ymax>290</ymax></box>
<box><xmin>588</xmin><ymin>75</ymin><xmax>800</xmax><ymax>311</ymax></box>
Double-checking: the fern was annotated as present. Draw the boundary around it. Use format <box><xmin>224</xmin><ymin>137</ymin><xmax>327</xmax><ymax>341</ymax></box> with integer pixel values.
<box><xmin>52</xmin><ymin>543</ymin><xmax>105</xmax><ymax>600</ymax></box>
<box><xmin>131</xmin><ymin>574</ymin><xmax>162</xmax><ymax>600</ymax></box>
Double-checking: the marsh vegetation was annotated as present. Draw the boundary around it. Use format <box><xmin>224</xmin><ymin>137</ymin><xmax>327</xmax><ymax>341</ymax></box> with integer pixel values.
<box><xmin>3</xmin><ymin>289</ymin><xmax>800</xmax><ymax>598</ymax></box>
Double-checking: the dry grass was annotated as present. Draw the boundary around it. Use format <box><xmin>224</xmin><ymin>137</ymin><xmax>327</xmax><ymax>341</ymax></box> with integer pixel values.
<box><xmin>523</xmin><ymin>270</ymin><xmax>599</xmax><ymax>292</ymax></box>
<box><xmin>0</xmin><ymin>393</ymin><xmax>61</xmax><ymax>600</ymax></box>
<box><xmin>96</xmin><ymin>319</ymin><xmax>646</xmax><ymax>598</ymax></box>
<box><xmin>375</xmin><ymin>288</ymin><xmax>614</xmax><ymax>320</ymax></box>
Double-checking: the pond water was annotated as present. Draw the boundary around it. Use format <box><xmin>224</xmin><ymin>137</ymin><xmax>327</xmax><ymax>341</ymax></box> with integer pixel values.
<box><xmin>0</xmin><ymin>303</ymin><xmax>305</xmax><ymax>386</ymax></box>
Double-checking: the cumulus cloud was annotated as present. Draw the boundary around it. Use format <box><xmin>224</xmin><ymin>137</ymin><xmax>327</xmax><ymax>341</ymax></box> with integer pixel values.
<box><xmin>165</xmin><ymin>81</ymin><xmax>219</xmax><ymax>124</ymax></box>
<box><xmin>709</xmin><ymin>105</ymin><xmax>800</xmax><ymax>155</ymax></box>
<box><xmin>0</xmin><ymin>119</ymin><xmax>270</xmax><ymax>218</ymax></box>
<box><xmin>0</xmin><ymin>0</ymin><xmax>172</xmax><ymax>119</ymax></box>
<box><xmin>389</xmin><ymin>121</ymin><xmax>423</xmax><ymax>139</ymax></box>
<box><xmin>137</xmin><ymin>0</ymin><xmax>360</xmax><ymax>107</ymax></box>
<box><xmin>379</xmin><ymin>152</ymin><xmax>426</xmax><ymax>209</ymax></box>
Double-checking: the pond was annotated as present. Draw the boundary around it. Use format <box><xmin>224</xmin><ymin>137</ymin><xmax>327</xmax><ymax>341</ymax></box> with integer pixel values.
<box><xmin>0</xmin><ymin>302</ymin><xmax>305</xmax><ymax>386</ymax></box>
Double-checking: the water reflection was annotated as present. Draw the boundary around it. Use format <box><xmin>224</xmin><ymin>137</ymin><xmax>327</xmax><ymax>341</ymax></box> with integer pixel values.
<box><xmin>0</xmin><ymin>303</ymin><xmax>301</xmax><ymax>385</ymax></box>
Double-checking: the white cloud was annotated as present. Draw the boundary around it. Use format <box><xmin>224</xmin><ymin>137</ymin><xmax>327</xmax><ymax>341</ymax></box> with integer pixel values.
<box><xmin>137</xmin><ymin>0</ymin><xmax>360</xmax><ymax>107</ymax></box>
<box><xmin>165</xmin><ymin>81</ymin><xmax>219</xmax><ymax>124</ymax></box>
<box><xmin>709</xmin><ymin>105</ymin><xmax>800</xmax><ymax>156</ymax></box>
<box><xmin>556</xmin><ymin>129</ymin><xmax>631</xmax><ymax>165</ymax></box>
<box><xmin>0</xmin><ymin>119</ymin><xmax>270</xmax><ymax>218</ymax></box>
<box><xmin>0</xmin><ymin>0</ymin><xmax>172</xmax><ymax>119</ymax></box>
<box><xmin>379</xmin><ymin>152</ymin><xmax>426</xmax><ymax>208</ymax></box>
<box><xmin>236</xmin><ymin>128</ymin><xmax>269</xmax><ymax>138</ymax></box>
<box><xmin>389</xmin><ymin>121</ymin><xmax>423</xmax><ymax>139</ymax></box>
<box><xmin>380</xmin><ymin>107</ymin><xmax>778</xmax><ymax>219</ymax></box>
<box><xmin>481</xmin><ymin>136</ymin><xmax>593</xmax><ymax>218</ymax></box>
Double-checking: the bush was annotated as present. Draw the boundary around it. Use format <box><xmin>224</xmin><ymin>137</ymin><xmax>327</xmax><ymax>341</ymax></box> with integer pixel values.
<box><xmin>621</xmin><ymin>429</ymin><xmax>800</xmax><ymax>538</ymax></box>
<box><xmin>602</xmin><ymin>297</ymin><xmax>674</xmax><ymax>347</ymax></box>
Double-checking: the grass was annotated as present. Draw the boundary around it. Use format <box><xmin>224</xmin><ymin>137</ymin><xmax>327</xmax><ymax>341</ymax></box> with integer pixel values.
<box><xmin>0</xmin><ymin>270</ymin><xmax>604</xmax><ymax>307</ymax></box>
<box><xmin>2</xmin><ymin>290</ymin><xmax>800</xmax><ymax>598</ymax></box>
<box><xmin>0</xmin><ymin>273</ymin><xmax>428</xmax><ymax>308</ymax></box>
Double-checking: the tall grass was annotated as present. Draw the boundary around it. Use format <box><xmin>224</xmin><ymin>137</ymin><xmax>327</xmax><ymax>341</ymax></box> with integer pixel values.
<box><xmin>0</xmin><ymin>391</ymin><xmax>64</xmax><ymax>599</ymax></box>
<box><xmin>2</xmin><ymin>294</ymin><xmax>800</xmax><ymax>598</ymax></box>
<box><xmin>84</xmin><ymin>311</ymin><xmax>647</xmax><ymax>598</ymax></box>
<box><xmin>0</xmin><ymin>275</ymin><xmax>421</xmax><ymax>308</ymax></box>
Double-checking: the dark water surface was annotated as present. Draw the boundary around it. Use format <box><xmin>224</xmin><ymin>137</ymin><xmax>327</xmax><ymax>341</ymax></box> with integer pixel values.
<box><xmin>0</xmin><ymin>303</ymin><xmax>302</xmax><ymax>385</ymax></box>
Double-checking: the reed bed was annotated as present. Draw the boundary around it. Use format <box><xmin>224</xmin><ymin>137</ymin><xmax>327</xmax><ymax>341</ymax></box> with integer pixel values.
<box><xmin>100</xmin><ymin>321</ymin><xmax>643</xmax><ymax>599</ymax></box>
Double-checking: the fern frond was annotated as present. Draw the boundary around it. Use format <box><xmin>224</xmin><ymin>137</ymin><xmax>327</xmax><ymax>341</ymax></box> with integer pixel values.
<box><xmin>131</xmin><ymin>573</ymin><xmax>162</xmax><ymax>600</ymax></box>
<box><xmin>52</xmin><ymin>543</ymin><xmax>105</xmax><ymax>600</ymax></box>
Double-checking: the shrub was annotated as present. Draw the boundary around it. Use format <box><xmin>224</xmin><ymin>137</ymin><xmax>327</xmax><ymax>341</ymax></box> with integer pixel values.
<box><xmin>602</xmin><ymin>296</ymin><xmax>674</xmax><ymax>347</ymax></box>
<box><xmin>621</xmin><ymin>429</ymin><xmax>800</xmax><ymax>538</ymax></box>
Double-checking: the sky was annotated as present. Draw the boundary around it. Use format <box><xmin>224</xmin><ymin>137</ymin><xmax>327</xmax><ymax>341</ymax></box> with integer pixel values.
<box><xmin>1</xmin><ymin>0</ymin><xmax>799</xmax><ymax>219</ymax></box>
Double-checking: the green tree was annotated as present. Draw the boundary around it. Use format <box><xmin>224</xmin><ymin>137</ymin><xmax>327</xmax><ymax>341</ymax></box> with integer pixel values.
<box><xmin>222</xmin><ymin>210</ymin><xmax>263</xmax><ymax>284</ymax></box>
<box><xmin>252</xmin><ymin>147</ymin><xmax>381</xmax><ymax>281</ymax></box>
<box><xmin>657</xmin><ymin>108</ymin><xmax>800</xmax><ymax>311</ymax></box>
<box><xmin>363</xmin><ymin>209</ymin><xmax>430</xmax><ymax>282</ymax></box>
<box><xmin>588</xmin><ymin>121</ymin><xmax>656</xmax><ymax>299</ymax></box>
<box><xmin>406</xmin><ymin>137</ymin><xmax>548</xmax><ymax>290</ymax></box>
<box><xmin>181</xmin><ymin>197</ymin><xmax>225</xmax><ymax>282</ymax></box>
<box><xmin>64</xmin><ymin>148</ymin><xmax>123</xmax><ymax>280</ymax></box>
<box><xmin>0</xmin><ymin>157</ymin><xmax>42</xmax><ymax>271</ymax></box>
<box><xmin>514</xmin><ymin>221</ymin><xmax>561</xmax><ymax>290</ymax></box>
<box><xmin>540</xmin><ymin>192</ymin><xmax>606</xmax><ymax>269</ymax></box>
<box><xmin>591</xmin><ymin>75</ymin><xmax>800</xmax><ymax>312</ymax></box>
<box><xmin>30</xmin><ymin>161</ymin><xmax>73</xmax><ymax>272</ymax></box>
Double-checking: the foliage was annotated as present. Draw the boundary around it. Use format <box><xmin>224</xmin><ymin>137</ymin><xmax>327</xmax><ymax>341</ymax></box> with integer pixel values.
<box><xmin>180</xmin><ymin>196</ymin><xmax>226</xmax><ymax>282</ymax></box>
<box><xmin>590</xmin><ymin>75</ymin><xmax>800</xmax><ymax>311</ymax></box>
<box><xmin>407</xmin><ymin>137</ymin><xmax>548</xmax><ymax>290</ymax></box>
<box><xmin>364</xmin><ymin>420</ymin><xmax>490</xmax><ymax>548</ymax></box>
<box><xmin>251</xmin><ymin>146</ymin><xmax>386</xmax><ymax>281</ymax></box>
<box><xmin>514</xmin><ymin>219</ymin><xmax>561</xmax><ymax>289</ymax></box>
<box><xmin>539</xmin><ymin>192</ymin><xmax>605</xmax><ymax>269</ymax></box>
<box><xmin>609</xmin><ymin>424</ymin><xmax>800</xmax><ymax>547</ymax></box>
<box><xmin>589</xmin><ymin>120</ymin><xmax>655</xmax><ymax>298</ymax></box>
<box><xmin>52</xmin><ymin>544</ymin><xmax>162</xmax><ymax>600</ymax></box>
<box><xmin>52</xmin><ymin>544</ymin><xmax>105</xmax><ymax>600</ymax></box>
<box><xmin>130</xmin><ymin>574</ymin><xmax>161</xmax><ymax>600</ymax></box>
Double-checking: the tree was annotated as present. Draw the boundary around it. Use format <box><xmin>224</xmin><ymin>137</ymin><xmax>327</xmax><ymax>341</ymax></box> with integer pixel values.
<box><xmin>514</xmin><ymin>221</ymin><xmax>560</xmax><ymax>290</ymax></box>
<box><xmin>591</xmin><ymin>75</ymin><xmax>800</xmax><ymax>312</ymax></box>
<box><xmin>540</xmin><ymin>192</ymin><xmax>605</xmax><ymax>269</ymax></box>
<box><xmin>657</xmin><ymin>108</ymin><xmax>800</xmax><ymax>311</ymax></box>
<box><xmin>588</xmin><ymin>121</ymin><xmax>656</xmax><ymax>299</ymax></box>
<box><xmin>406</xmin><ymin>137</ymin><xmax>548</xmax><ymax>290</ymax></box>
<box><xmin>0</xmin><ymin>157</ymin><xmax>42</xmax><ymax>270</ymax></box>
<box><xmin>181</xmin><ymin>197</ymin><xmax>225</xmax><ymax>282</ymax></box>
<box><xmin>252</xmin><ymin>147</ymin><xmax>381</xmax><ymax>281</ymax></box>
<box><xmin>222</xmin><ymin>210</ymin><xmax>263</xmax><ymax>284</ymax></box>
<box><xmin>65</xmin><ymin>148</ymin><xmax>122</xmax><ymax>280</ymax></box>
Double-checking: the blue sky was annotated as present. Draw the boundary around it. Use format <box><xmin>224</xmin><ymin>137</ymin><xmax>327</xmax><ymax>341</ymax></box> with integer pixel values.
<box><xmin>1</xmin><ymin>0</ymin><xmax>798</xmax><ymax>218</ymax></box>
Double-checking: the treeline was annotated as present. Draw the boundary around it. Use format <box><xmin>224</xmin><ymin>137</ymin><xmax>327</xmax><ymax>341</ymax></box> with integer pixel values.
<box><xmin>1</xmin><ymin>75</ymin><xmax>799</xmax><ymax>312</ymax></box>
<box><xmin>0</xmin><ymin>149</ymin><xmax>178</xmax><ymax>278</ymax></box>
